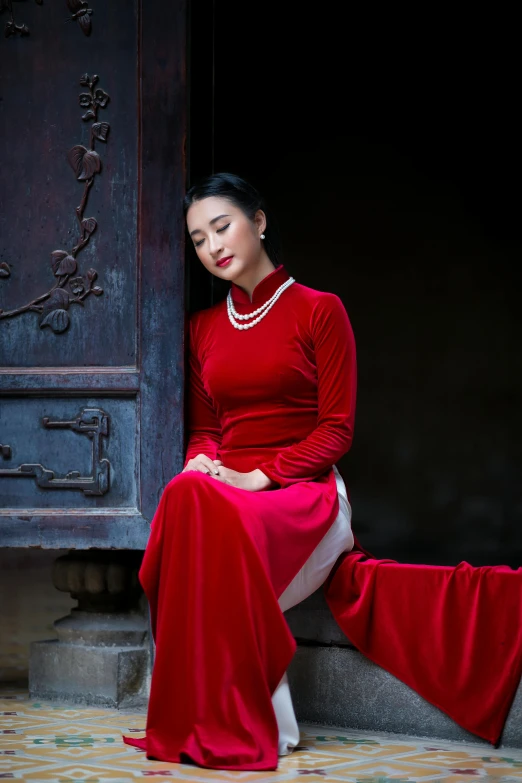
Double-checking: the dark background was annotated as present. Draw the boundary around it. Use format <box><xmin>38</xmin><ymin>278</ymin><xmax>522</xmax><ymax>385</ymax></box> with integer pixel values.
<box><xmin>187</xmin><ymin>2</ymin><xmax>521</xmax><ymax>566</ymax></box>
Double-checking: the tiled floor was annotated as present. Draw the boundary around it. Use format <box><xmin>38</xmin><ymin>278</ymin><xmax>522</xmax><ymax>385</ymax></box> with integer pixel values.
<box><xmin>2</xmin><ymin>549</ymin><xmax>522</xmax><ymax>781</ymax></box>
<box><xmin>2</xmin><ymin>684</ymin><xmax>522</xmax><ymax>782</ymax></box>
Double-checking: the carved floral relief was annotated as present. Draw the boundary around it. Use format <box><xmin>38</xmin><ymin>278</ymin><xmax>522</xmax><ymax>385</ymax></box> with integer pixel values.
<box><xmin>66</xmin><ymin>0</ymin><xmax>93</xmax><ymax>36</ymax></box>
<box><xmin>1</xmin><ymin>0</ymin><xmax>42</xmax><ymax>38</ymax></box>
<box><xmin>0</xmin><ymin>74</ymin><xmax>109</xmax><ymax>334</ymax></box>
<box><xmin>2</xmin><ymin>0</ymin><xmax>95</xmax><ymax>38</ymax></box>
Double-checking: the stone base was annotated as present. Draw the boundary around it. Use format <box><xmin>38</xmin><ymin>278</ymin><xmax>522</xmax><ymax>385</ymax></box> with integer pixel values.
<box><xmin>285</xmin><ymin>588</ymin><xmax>351</xmax><ymax>645</ymax></box>
<box><xmin>29</xmin><ymin>640</ymin><xmax>149</xmax><ymax>710</ymax></box>
<box><xmin>288</xmin><ymin>645</ymin><xmax>522</xmax><ymax>748</ymax></box>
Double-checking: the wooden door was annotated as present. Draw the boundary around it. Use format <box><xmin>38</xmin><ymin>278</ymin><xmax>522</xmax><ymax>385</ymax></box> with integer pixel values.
<box><xmin>0</xmin><ymin>0</ymin><xmax>187</xmax><ymax>549</ymax></box>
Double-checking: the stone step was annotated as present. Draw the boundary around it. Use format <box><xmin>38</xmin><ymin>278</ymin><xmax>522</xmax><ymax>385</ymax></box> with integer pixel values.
<box><xmin>285</xmin><ymin>590</ymin><xmax>522</xmax><ymax>749</ymax></box>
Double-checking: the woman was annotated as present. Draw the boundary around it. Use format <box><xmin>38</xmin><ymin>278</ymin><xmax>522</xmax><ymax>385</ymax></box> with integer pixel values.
<box><xmin>125</xmin><ymin>173</ymin><xmax>522</xmax><ymax>767</ymax></box>
<box><xmin>124</xmin><ymin>172</ymin><xmax>357</xmax><ymax>770</ymax></box>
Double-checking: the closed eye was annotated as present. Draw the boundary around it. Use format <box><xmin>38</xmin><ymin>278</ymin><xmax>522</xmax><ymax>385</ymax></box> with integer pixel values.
<box><xmin>193</xmin><ymin>223</ymin><xmax>230</xmax><ymax>248</ymax></box>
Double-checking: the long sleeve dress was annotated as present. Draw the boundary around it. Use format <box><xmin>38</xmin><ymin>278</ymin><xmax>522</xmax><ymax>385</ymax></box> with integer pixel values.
<box><xmin>124</xmin><ymin>264</ymin><xmax>357</xmax><ymax>770</ymax></box>
<box><xmin>124</xmin><ymin>264</ymin><xmax>522</xmax><ymax>767</ymax></box>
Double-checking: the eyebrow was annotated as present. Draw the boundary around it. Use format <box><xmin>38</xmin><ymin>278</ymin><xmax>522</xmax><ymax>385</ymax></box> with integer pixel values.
<box><xmin>189</xmin><ymin>214</ymin><xmax>231</xmax><ymax>237</ymax></box>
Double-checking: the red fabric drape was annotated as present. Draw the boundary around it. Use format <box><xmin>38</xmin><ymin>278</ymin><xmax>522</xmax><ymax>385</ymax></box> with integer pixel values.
<box><xmin>325</xmin><ymin>550</ymin><xmax>522</xmax><ymax>745</ymax></box>
<box><xmin>124</xmin><ymin>471</ymin><xmax>297</xmax><ymax>770</ymax></box>
<box><xmin>124</xmin><ymin>265</ymin><xmax>522</xmax><ymax>767</ymax></box>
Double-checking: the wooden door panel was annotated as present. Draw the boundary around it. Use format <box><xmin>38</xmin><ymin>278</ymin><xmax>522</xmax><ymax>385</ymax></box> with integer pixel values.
<box><xmin>0</xmin><ymin>1</ymin><xmax>138</xmax><ymax>368</ymax></box>
<box><xmin>0</xmin><ymin>396</ymin><xmax>137</xmax><ymax>508</ymax></box>
<box><xmin>0</xmin><ymin>0</ymin><xmax>187</xmax><ymax>549</ymax></box>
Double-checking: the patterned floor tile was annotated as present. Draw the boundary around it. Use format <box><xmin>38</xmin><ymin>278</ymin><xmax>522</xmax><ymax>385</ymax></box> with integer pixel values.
<box><xmin>80</xmin><ymin>715</ymin><xmax>146</xmax><ymax>730</ymax></box>
<box><xmin>2</xmin><ymin>693</ymin><xmax>522</xmax><ymax>782</ymax></box>
<box><xmin>23</xmin><ymin>704</ymin><xmax>121</xmax><ymax>721</ymax></box>
<box><xmin>297</xmin><ymin>734</ymin><xmax>419</xmax><ymax>761</ymax></box>
<box><xmin>284</xmin><ymin>750</ymin><xmax>361</xmax><ymax>769</ymax></box>
<box><xmin>20</xmin><ymin>745</ymin><xmax>143</xmax><ymax>762</ymax></box>
<box><xmin>0</xmin><ymin>753</ymin><xmax>59</xmax><ymax>778</ymax></box>
<box><xmin>328</xmin><ymin>759</ymin><xmax>445</xmax><ymax>778</ymax></box>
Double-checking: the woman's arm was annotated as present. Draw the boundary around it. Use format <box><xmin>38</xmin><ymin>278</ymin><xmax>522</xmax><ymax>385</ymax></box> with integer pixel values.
<box><xmin>257</xmin><ymin>293</ymin><xmax>356</xmax><ymax>487</ymax></box>
<box><xmin>183</xmin><ymin>315</ymin><xmax>222</xmax><ymax>467</ymax></box>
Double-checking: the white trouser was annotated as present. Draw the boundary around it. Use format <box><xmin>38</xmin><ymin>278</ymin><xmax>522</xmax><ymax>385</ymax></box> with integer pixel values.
<box><xmin>273</xmin><ymin>465</ymin><xmax>354</xmax><ymax>755</ymax></box>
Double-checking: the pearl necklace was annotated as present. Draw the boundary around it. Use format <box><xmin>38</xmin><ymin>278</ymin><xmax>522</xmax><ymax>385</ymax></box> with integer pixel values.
<box><xmin>227</xmin><ymin>277</ymin><xmax>295</xmax><ymax>330</ymax></box>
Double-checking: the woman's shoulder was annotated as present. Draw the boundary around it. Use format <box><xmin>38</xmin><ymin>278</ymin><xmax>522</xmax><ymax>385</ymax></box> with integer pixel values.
<box><xmin>187</xmin><ymin>299</ymin><xmax>226</xmax><ymax>350</ymax></box>
<box><xmin>291</xmin><ymin>281</ymin><xmax>347</xmax><ymax>312</ymax></box>
<box><xmin>290</xmin><ymin>282</ymin><xmax>352</xmax><ymax>341</ymax></box>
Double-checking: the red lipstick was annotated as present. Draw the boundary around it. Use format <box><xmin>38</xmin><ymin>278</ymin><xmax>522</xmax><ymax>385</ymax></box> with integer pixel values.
<box><xmin>216</xmin><ymin>256</ymin><xmax>233</xmax><ymax>268</ymax></box>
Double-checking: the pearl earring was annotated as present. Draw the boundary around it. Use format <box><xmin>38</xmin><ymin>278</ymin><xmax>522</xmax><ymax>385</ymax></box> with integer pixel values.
<box><xmin>260</xmin><ymin>233</ymin><xmax>265</xmax><ymax>239</ymax></box>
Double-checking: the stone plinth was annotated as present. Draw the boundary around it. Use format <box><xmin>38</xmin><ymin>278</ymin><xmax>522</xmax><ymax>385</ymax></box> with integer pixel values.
<box><xmin>29</xmin><ymin>550</ymin><xmax>150</xmax><ymax>709</ymax></box>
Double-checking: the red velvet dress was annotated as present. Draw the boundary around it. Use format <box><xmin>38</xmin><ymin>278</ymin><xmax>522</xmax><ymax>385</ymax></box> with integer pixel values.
<box><xmin>125</xmin><ymin>264</ymin><xmax>522</xmax><ymax>768</ymax></box>
<box><xmin>124</xmin><ymin>265</ymin><xmax>357</xmax><ymax>769</ymax></box>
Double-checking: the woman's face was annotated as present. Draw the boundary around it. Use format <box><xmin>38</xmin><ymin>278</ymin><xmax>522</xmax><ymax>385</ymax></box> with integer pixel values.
<box><xmin>186</xmin><ymin>196</ymin><xmax>266</xmax><ymax>283</ymax></box>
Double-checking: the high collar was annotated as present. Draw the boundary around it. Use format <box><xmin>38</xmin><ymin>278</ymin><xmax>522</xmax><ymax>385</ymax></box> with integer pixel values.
<box><xmin>230</xmin><ymin>264</ymin><xmax>290</xmax><ymax>306</ymax></box>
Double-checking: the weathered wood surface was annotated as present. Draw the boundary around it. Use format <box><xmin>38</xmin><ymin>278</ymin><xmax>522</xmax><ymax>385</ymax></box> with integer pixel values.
<box><xmin>0</xmin><ymin>0</ymin><xmax>187</xmax><ymax>548</ymax></box>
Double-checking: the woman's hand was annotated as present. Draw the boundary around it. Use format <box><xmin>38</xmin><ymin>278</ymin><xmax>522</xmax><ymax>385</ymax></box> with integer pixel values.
<box><xmin>183</xmin><ymin>455</ymin><xmax>275</xmax><ymax>492</ymax></box>
<box><xmin>182</xmin><ymin>454</ymin><xmax>223</xmax><ymax>476</ymax></box>
<box><xmin>209</xmin><ymin>467</ymin><xmax>275</xmax><ymax>492</ymax></box>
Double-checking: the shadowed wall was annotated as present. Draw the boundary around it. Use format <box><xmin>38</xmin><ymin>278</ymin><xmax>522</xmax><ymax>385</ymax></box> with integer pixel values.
<box><xmin>189</xmin><ymin>2</ymin><xmax>522</xmax><ymax>566</ymax></box>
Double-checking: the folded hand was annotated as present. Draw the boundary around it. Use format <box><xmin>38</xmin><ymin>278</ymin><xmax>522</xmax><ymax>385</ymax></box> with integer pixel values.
<box><xmin>209</xmin><ymin>465</ymin><xmax>274</xmax><ymax>492</ymax></box>
<box><xmin>182</xmin><ymin>454</ymin><xmax>274</xmax><ymax>492</ymax></box>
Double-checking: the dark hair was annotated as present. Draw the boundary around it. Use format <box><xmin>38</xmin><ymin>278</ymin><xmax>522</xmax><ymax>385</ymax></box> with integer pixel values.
<box><xmin>183</xmin><ymin>172</ymin><xmax>281</xmax><ymax>266</ymax></box>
